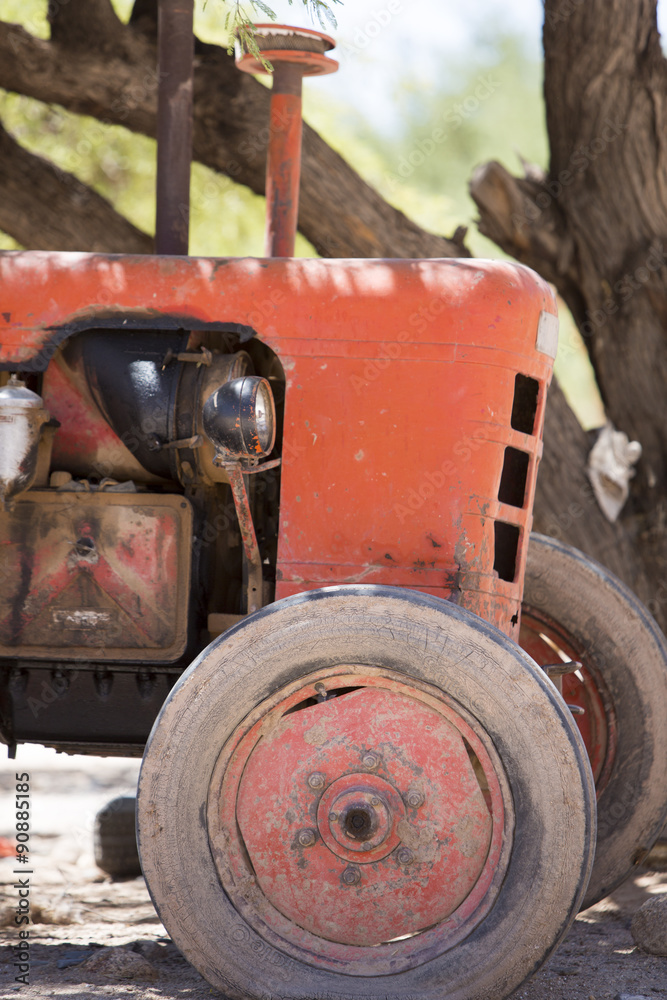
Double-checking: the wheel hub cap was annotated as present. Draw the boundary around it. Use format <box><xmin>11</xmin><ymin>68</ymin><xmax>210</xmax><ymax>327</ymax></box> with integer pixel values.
<box><xmin>234</xmin><ymin>684</ymin><xmax>493</xmax><ymax>946</ymax></box>
<box><xmin>318</xmin><ymin>773</ymin><xmax>404</xmax><ymax>860</ymax></box>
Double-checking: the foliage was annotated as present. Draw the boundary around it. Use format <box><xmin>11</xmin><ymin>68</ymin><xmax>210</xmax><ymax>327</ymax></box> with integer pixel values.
<box><xmin>210</xmin><ymin>0</ymin><xmax>341</xmax><ymax>71</ymax></box>
<box><xmin>218</xmin><ymin>0</ymin><xmax>342</xmax><ymax>32</ymax></box>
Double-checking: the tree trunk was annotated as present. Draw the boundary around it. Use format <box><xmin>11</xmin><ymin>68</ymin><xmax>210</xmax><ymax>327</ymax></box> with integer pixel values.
<box><xmin>471</xmin><ymin>0</ymin><xmax>667</xmax><ymax>629</ymax></box>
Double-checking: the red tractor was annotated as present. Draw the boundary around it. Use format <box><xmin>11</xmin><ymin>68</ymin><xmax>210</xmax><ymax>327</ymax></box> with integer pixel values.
<box><xmin>1</xmin><ymin>8</ymin><xmax>666</xmax><ymax>999</ymax></box>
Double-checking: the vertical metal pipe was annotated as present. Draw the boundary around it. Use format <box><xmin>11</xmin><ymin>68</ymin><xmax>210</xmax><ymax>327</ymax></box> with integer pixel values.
<box><xmin>155</xmin><ymin>0</ymin><xmax>194</xmax><ymax>256</ymax></box>
<box><xmin>264</xmin><ymin>63</ymin><xmax>305</xmax><ymax>258</ymax></box>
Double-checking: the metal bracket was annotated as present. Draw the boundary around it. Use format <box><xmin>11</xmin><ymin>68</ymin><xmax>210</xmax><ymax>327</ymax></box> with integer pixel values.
<box><xmin>215</xmin><ymin>456</ymin><xmax>282</xmax><ymax>614</ymax></box>
<box><xmin>224</xmin><ymin>462</ymin><xmax>264</xmax><ymax>615</ymax></box>
<box><xmin>148</xmin><ymin>433</ymin><xmax>202</xmax><ymax>452</ymax></box>
<box><xmin>161</xmin><ymin>347</ymin><xmax>213</xmax><ymax>370</ymax></box>
<box><xmin>542</xmin><ymin>660</ymin><xmax>582</xmax><ymax>677</ymax></box>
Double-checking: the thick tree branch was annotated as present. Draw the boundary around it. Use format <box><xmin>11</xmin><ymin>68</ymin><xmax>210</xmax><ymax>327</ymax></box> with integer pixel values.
<box><xmin>48</xmin><ymin>0</ymin><xmax>127</xmax><ymax>52</ymax></box>
<box><xmin>470</xmin><ymin>161</ymin><xmax>579</xmax><ymax>294</ymax></box>
<box><xmin>0</xmin><ymin>15</ymin><xmax>467</xmax><ymax>259</ymax></box>
<box><xmin>0</xmin><ymin>122</ymin><xmax>152</xmax><ymax>253</ymax></box>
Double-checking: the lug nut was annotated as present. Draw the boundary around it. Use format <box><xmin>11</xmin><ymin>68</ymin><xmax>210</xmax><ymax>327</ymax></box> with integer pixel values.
<box><xmin>362</xmin><ymin>753</ymin><xmax>379</xmax><ymax>770</ymax></box>
<box><xmin>329</xmin><ymin>812</ymin><xmax>338</xmax><ymax>822</ymax></box>
<box><xmin>396</xmin><ymin>847</ymin><xmax>414</xmax><ymax>866</ymax></box>
<box><xmin>341</xmin><ymin>867</ymin><xmax>361</xmax><ymax>886</ymax></box>
<box><xmin>370</xmin><ymin>796</ymin><xmax>380</xmax><ymax>807</ymax></box>
<box><xmin>308</xmin><ymin>772</ymin><xmax>326</xmax><ymax>790</ymax></box>
<box><xmin>406</xmin><ymin>790</ymin><xmax>424</xmax><ymax>809</ymax></box>
<box><xmin>298</xmin><ymin>829</ymin><xmax>316</xmax><ymax>848</ymax></box>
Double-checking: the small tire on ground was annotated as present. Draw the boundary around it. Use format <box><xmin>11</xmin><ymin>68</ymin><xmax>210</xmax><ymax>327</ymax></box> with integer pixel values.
<box><xmin>94</xmin><ymin>795</ymin><xmax>142</xmax><ymax>879</ymax></box>
<box><xmin>523</xmin><ymin>533</ymin><xmax>667</xmax><ymax>909</ymax></box>
<box><xmin>645</xmin><ymin>819</ymin><xmax>667</xmax><ymax>871</ymax></box>
<box><xmin>138</xmin><ymin>585</ymin><xmax>595</xmax><ymax>1000</ymax></box>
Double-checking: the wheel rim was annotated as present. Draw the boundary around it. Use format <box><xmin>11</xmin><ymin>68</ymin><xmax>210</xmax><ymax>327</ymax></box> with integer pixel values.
<box><xmin>207</xmin><ymin>665</ymin><xmax>512</xmax><ymax>975</ymax></box>
<box><xmin>520</xmin><ymin>607</ymin><xmax>617</xmax><ymax>792</ymax></box>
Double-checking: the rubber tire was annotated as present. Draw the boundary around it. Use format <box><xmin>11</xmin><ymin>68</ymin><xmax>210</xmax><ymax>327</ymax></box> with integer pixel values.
<box><xmin>94</xmin><ymin>796</ymin><xmax>142</xmax><ymax>879</ymax></box>
<box><xmin>523</xmin><ymin>533</ymin><xmax>667</xmax><ymax>909</ymax></box>
<box><xmin>138</xmin><ymin>585</ymin><xmax>595</xmax><ymax>1000</ymax></box>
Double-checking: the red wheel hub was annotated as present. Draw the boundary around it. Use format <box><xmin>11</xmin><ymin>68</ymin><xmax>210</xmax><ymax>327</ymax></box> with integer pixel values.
<box><xmin>520</xmin><ymin>609</ymin><xmax>616</xmax><ymax>791</ymax></box>
<box><xmin>209</xmin><ymin>668</ymin><xmax>509</xmax><ymax>972</ymax></box>
<box><xmin>316</xmin><ymin>772</ymin><xmax>405</xmax><ymax>862</ymax></box>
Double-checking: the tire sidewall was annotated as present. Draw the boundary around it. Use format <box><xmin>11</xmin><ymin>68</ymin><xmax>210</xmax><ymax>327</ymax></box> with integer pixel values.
<box><xmin>138</xmin><ymin>586</ymin><xmax>595</xmax><ymax>1000</ymax></box>
<box><xmin>524</xmin><ymin>533</ymin><xmax>667</xmax><ymax>906</ymax></box>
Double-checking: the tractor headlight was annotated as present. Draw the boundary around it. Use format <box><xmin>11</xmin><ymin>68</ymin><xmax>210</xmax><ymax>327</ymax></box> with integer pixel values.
<box><xmin>203</xmin><ymin>376</ymin><xmax>277</xmax><ymax>459</ymax></box>
<box><xmin>252</xmin><ymin>379</ymin><xmax>274</xmax><ymax>455</ymax></box>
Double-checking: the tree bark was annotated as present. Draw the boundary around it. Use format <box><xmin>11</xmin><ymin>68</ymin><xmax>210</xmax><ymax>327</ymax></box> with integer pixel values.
<box><xmin>0</xmin><ymin>0</ymin><xmax>467</xmax><ymax>260</ymax></box>
<box><xmin>471</xmin><ymin>0</ymin><xmax>667</xmax><ymax>628</ymax></box>
<box><xmin>0</xmin><ymin>122</ymin><xmax>152</xmax><ymax>253</ymax></box>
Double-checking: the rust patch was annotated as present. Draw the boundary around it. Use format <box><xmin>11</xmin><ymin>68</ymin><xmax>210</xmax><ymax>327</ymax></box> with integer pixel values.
<box><xmin>0</xmin><ymin>491</ymin><xmax>193</xmax><ymax>661</ymax></box>
<box><xmin>303</xmin><ymin>722</ymin><xmax>328</xmax><ymax>746</ymax></box>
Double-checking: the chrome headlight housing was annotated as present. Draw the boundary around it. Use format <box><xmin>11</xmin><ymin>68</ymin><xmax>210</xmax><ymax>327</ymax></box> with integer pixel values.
<box><xmin>202</xmin><ymin>376</ymin><xmax>276</xmax><ymax>460</ymax></box>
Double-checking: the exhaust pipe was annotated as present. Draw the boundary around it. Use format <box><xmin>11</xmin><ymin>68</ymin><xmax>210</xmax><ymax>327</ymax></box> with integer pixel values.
<box><xmin>156</xmin><ymin>0</ymin><xmax>195</xmax><ymax>255</ymax></box>
<box><xmin>235</xmin><ymin>25</ymin><xmax>338</xmax><ymax>257</ymax></box>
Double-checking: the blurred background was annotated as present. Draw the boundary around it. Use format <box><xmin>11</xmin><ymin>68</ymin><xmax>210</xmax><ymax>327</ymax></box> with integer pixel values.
<box><xmin>5</xmin><ymin>1</ymin><xmax>665</xmax><ymax>447</ymax></box>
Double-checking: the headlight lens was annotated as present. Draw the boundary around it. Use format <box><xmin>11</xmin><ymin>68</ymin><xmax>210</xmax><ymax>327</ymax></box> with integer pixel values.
<box><xmin>252</xmin><ymin>380</ymin><xmax>274</xmax><ymax>456</ymax></box>
<box><xmin>203</xmin><ymin>376</ymin><xmax>277</xmax><ymax>459</ymax></box>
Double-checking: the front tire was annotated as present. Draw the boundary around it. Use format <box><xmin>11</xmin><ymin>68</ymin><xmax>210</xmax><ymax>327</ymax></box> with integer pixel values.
<box><xmin>138</xmin><ymin>585</ymin><xmax>595</xmax><ymax>1000</ymax></box>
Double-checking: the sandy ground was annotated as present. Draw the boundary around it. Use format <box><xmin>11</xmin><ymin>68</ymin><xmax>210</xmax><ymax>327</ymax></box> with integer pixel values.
<box><xmin>0</xmin><ymin>744</ymin><xmax>666</xmax><ymax>1000</ymax></box>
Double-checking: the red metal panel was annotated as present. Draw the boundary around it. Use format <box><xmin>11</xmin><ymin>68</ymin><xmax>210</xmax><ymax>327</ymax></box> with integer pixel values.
<box><xmin>0</xmin><ymin>253</ymin><xmax>556</xmax><ymax>636</ymax></box>
<box><xmin>0</xmin><ymin>491</ymin><xmax>192</xmax><ymax>661</ymax></box>
<box><xmin>235</xmin><ymin>685</ymin><xmax>492</xmax><ymax>946</ymax></box>
<box><xmin>210</xmin><ymin>666</ymin><xmax>507</xmax><ymax>974</ymax></box>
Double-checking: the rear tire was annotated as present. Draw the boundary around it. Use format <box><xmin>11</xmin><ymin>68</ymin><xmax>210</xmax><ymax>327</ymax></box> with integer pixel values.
<box><xmin>138</xmin><ymin>585</ymin><xmax>595</xmax><ymax>1000</ymax></box>
<box><xmin>522</xmin><ymin>533</ymin><xmax>667</xmax><ymax>908</ymax></box>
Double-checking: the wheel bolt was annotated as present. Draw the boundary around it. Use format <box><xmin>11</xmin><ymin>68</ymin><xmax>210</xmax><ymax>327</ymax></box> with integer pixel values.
<box><xmin>362</xmin><ymin>753</ymin><xmax>379</xmax><ymax>769</ymax></box>
<box><xmin>341</xmin><ymin>867</ymin><xmax>361</xmax><ymax>886</ymax></box>
<box><xmin>298</xmin><ymin>829</ymin><xmax>316</xmax><ymax>848</ymax></box>
<box><xmin>308</xmin><ymin>772</ymin><xmax>325</xmax><ymax>790</ymax></box>
<box><xmin>329</xmin><ymin>811</ymin><xmax>338</xmax><ymax>822</ymax></box>
<box><xmin>406</xmin><ymin>790</ymin><xmax>424</xmax><ymax>809</ymax></box>
<box><xmin>371</xmin><ymin>796</ymin><xmax>380</xmax><ymax>807</ymax></box>
<box><xmin>397</xmin><ymin>847</ymin><xmax>414</xmax><ymax>866</ymax></box>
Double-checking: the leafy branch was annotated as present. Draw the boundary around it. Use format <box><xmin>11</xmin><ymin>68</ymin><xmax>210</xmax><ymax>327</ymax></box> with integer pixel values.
<box><xmin>222</xmin><ymin>0</ymin><xmax>342</xmax><ymax>30</ymax></box>
<box><xmin>217</xmin><ymin>0</ymin><xmax>342</xmax><ymax>71</ymax></box>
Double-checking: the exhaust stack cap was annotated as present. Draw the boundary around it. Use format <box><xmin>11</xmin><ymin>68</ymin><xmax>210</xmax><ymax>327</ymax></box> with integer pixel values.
<box><xmin>235</xmin><ymin>24</ymin><xmax>338</xmax><ymax>77</ymax></box>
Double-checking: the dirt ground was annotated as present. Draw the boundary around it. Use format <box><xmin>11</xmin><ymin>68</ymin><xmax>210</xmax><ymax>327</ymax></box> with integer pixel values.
<box><xmin>1</xmin><ymin>745</ymin><xmax>666</xmax><ymax>1000</ymax></box>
